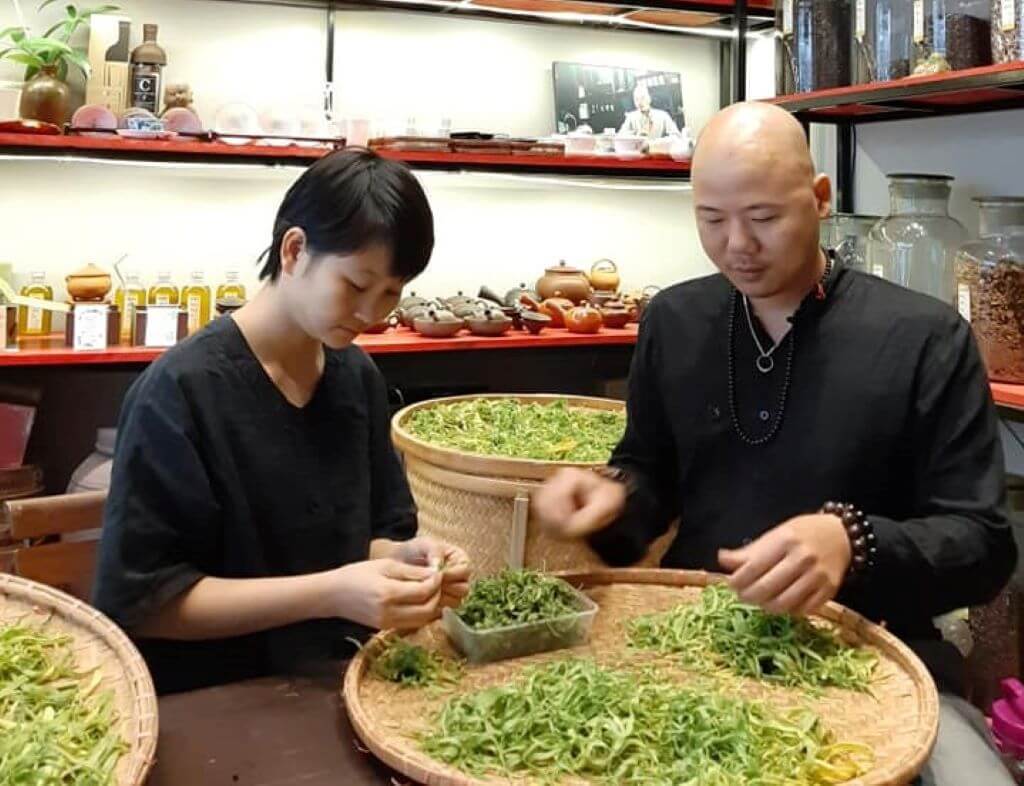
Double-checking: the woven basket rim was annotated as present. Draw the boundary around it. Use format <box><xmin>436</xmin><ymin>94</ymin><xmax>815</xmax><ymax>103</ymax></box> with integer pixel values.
<box><xmin>0</xmin><ymin>572</ymin><xmax>158</xmax><ymax>786</ymax></box>
<box><xmin>391</xmin><ymin>393</ymin><xmax>626</xmax><ymax>481</ymax></box>
<box><xmin>344</xmin><ymin>568</ymin><xmax>939</xmax><ymax>786</ymax></box>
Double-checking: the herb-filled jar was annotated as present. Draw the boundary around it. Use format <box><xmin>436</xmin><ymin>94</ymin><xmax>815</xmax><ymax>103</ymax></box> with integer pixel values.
<box><xmin>854</xmin><ymin>0</ymin><xmax>914</xmax><ymax>83</ymax></box>
<box><xmin>793</xmin><ymin>0</ymin><xmax>853</xmax><ymax>92</ymax></box>
<box><xmin>912</xmin><ymin>0</ymin><xmax>993</xmax><ymax>74</ymax></box>
<box><xmin>992</xmin><ymin>0</ymin><xmax>1024</xmax><ymax>63</ymax></box>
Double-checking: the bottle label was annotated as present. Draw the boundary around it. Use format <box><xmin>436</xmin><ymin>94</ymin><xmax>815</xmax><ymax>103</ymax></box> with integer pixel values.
<box><xmin>26</xmin><ymin>307</ymin><xmax>42</xmax><ymax>332</ymax></box>
<box><xmin>155</xmin><ymin>294</ymin><xmax>170</xmax><ymax>306</ymax></box>
<box><xmin>957</xmin><ymin>283</ymin><xmax>972</xmax><ymax>322</ymax></box>
<box><xmin>914</xmin><ymin>0</ymin><xmax>925</xmax><ymax>43</ymax></box>
<box><xmin>1002</xmin><ymin>0</ymin><xmax>1017</xmax><ymax>32</ymax></box>
<box><xmin>131</xmin><ymin>71</ymin><xmax>161</xmax><ymax>113</ymax></box>
<box><xmin>856</xmin><ymin>0</ymin><xmax>866</xmax><ymax>39</ymax></box>
<box><xmin>187</xmin><ymin>294</ymin><xmax>202</xmax><ymax>333</ymax></box>
<box><xmin>783</xmin><ymin>0</ymin><xmax>793</xmax><ymax>35</ymax></box>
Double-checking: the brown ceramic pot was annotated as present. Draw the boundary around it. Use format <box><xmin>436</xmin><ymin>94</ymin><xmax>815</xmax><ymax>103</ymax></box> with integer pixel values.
<box><xmin>19</xmin><ymin>66</ymin><xmax>70</xmax><ymax>127</ymax></box>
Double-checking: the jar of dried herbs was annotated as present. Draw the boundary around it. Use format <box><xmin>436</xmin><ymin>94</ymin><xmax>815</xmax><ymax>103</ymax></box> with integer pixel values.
<box><xmin>912</xmin><ymin>0</ymin><xmax>993</xmax><ymax>74</ymax></box>
<box><xmin>776</xmin><ymin>0</ymin><xmax>797</xmax><ymax>95</ymax></box>
<box><xmin>992</xmin><ymin>0</ymin><xmax>1024</xmax><ymax>63</ymax></box>
<box><xmin>854</xmin><ymin>0</ymin><xmax>914</xmax><ymax>84</ymax></box>
<box><xmin>955</xmin><ymin>197</ymin><xmax>1024</xmax><ymax>383</ymax></box>
<box><xmin>793</xmin><ymin>0</ymin><xmax>853</xmax><ymax>92</ymax></box>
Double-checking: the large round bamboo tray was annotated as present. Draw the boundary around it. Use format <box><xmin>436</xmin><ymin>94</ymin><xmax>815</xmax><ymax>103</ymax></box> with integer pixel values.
<box><xmin>392</xmin><ymin>394</ymin><xmax>672</xmax><ymax>574</ymax></box>
<box><xmin>344</xmin><ymin>569</ymin><xmax>939</xmax><ymax>786</ymax></box>
<box><xmin>0</xmin><ymin>573</ymin><xmax>158</xmax><ymax>785</ymax></box>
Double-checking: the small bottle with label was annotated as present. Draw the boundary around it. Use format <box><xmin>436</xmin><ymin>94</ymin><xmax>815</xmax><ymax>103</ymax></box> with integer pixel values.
<box><xmin>114</xmin><ymin>271</ymin><xmax>146</xmax><ymax>344</ymax></box>
<box><xmin>148</xmin><ymin>271</ymin><xmax>179</xmax><ymax>306</ymax></box>
<box><xmin>17</xmin><ymin>271</ymin><xmax>53</xmax><ymax>336</ymax></box>
<box><xmin>182</xmin><ymin>270</ymin><xmax>211</xmax><ymax>334</ymax></box>
<box><xmin>130</xmin><ymin>24</ymin><xmax>167</xmax><ymax>114</ymax></box>
<box><xmin>216</xmin><ymin>270</ymin><xmax>246</xmax><ymax>301</ymax></box>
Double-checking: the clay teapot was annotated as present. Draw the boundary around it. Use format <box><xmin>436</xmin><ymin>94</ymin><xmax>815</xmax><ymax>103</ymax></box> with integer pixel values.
<box><xmin>543</xmin><ymin>300</ymin><xmax>603</xmax><ymax>334</ymax></box>
<box><xmin>443</xmin><ymin>291</ymin><xmax>477</xmax><ymax>309</ymax></box>
<box><xmin>66</xmin><ymin>263</ymin><xmax>112</xmax><ymax>302</ymax></box>
<box><xmin>599</xmin><ymin>304</ymin><xmax>631</xmax><ymax>330</ymax></box>
<box><xmin>398</xmin><ymin>299</ymin><xmax>441</xmax><ymax>328</ymax></box>
<box><xmin>521</xmin><ymin>310</ymin><xmax>551</xmax><ymax>335</ymax></box>
<box><xmin>536</xmin><ymin>261</ymin><xmax>593</xmax><ymax>304</ymax></box>
<box><xmin>413</xmin><ymin>308</ymin><xmax>464</xmax><ymax>338</ymax></box>
<box><xmin>538</xmin><ymin>296</ymin><xmax>574</xmax><ymax>328</ymax></box>
<box><xmin>466</xmin><ymin>307</ymin><xmax>513</xmax><ymax>337</ymax></box>
<box><xmin>451</xmin><ymin>299</ymin><xmax>488</xmax><ymax>320</ymax></box>
<box><xmin>398</xmin><ymin>291</ymin><xmax>429</xmax><ymax>311</ymax></box>
<box><xmin>589</xmin><ymin>259</ymin><xmax>620</xmax><ymax>293</ymax></box>
<box><xmin>503</xmin><ymin>282</ymin><xmax>541</xmax><ymax>308</ymax></box>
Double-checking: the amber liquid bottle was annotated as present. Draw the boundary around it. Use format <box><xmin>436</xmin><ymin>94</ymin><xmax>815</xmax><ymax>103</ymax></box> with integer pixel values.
<box><xmin>148</xmin><ymin>271</ymin><xmax>179</xmax><ymax>306</ymax></box>
<box><xmin>18</xmin><ymin>271</ymin><xmax>53</xmax><ymax>335</ymax></box>
<box><xmin>216</xmin><ymin>270</ymin><xmax>246</xmax><ymax>301</ymax></box>
<box><xmin>114</xmin><ymin>272</ymin><xmax>146</xmax><ymax>344</ymax></box>
<box><xmin>182</xmin><ymin>270</ymin><xmax>211</xmax><ymax>334</ymax></box>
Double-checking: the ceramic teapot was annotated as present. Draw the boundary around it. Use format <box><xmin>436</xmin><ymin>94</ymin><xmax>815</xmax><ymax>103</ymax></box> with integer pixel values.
<box><xmin>589</xmin><ymin>259</ymin><xmax>620</xmax><ymax>293</ymax></box>
<box><xmin>536</xmin><ymin>261</ymin><xmax>593</xmax><ymax>304</ymax></box>
<box><xmin>66</xmin><ymin>263</ymin><xmax>112</xmax><ymax>302</ymax></box>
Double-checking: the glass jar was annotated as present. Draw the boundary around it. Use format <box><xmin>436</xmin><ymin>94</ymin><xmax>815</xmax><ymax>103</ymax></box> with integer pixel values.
<box><xmin>821</xmin><ymin>213</ymin><xmax>882</xmax><ymax>274</ymax></box>
<box><xmin>992</xmin><ymin>0</ymin><xmax>1024</xmax><ymax>63</ymax></box>
<box><xmin>776</xmin><ymin>0</ymin><xmax>797</xmax><ymax>95</ymax></box>
<box><xmin>793</xmin><ymin>0</ymin><xmax>853</xmax><ymax>92</ymax></box>
<box><xmin>955</xmin><ymin>197</ymin><xmax>1024</xmax><ymax>383</ymax></box>
<box><xmin>867</xmin><ymin>173</ymin><xmax>967</xmax><ymax>304</ymax></box>
<box><xmin>913</xmin><ymin>0</ymin><xmax>993</xmax><ymax>74</ymax></box>
<box><xmin>854</xmin><ymin>0</ymin><xmax>914</xmax><ymax>83</ymax></box>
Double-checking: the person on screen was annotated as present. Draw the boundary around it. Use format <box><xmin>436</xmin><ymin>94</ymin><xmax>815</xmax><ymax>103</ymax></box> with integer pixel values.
<box><xmin>619</xmin><ymin>83</ymin><xmax>681</xmax><ymax>139</ymax></box>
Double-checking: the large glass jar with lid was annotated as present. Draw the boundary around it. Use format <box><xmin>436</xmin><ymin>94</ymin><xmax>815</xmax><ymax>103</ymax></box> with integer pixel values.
<box><xmin>854</xmin><ymin>0</ymin><xmax>914</xmax><ymax>84</ymax></box>
<box><xmin>912</xmin><ymin>0</ymin><xmax>993</xmax><ymax>74</ymax></box>
<box><xmin>821</xmin><ymin>213</ymin><xmax>882</xmax><ymax>274</ymax></box>
<box><xmin>867</xmin><ymin>174</ymin><xmax>967</xmax><ymax>304</ymax></box>
<box><xmin>992</xmin><ymin>0</ymin><xmax>1024</xmax><ymax>63</ymax></box>
<box><xmin>792</xmin><ymin>0</ymin><xmax>852</xmax><ymax>92</ymax></box>
<box><xmin>776</xmin><ymin>0</ymin><xmax>796</xmax><ymax>95</ymax></box>
<box><xmin>955</xmin><ymin>197</ymin><xmax>1024</xmax><ymax>382</ymax></box>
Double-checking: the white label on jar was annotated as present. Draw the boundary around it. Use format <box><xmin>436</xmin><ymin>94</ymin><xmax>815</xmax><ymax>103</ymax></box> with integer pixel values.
<box><xmin>155</xmin><ymin>293</ymin><xmax>170</xmax><ymax>306</ymax></box>
<box><xmin>1002</xmin><ymin>0</ymin><xmax>1017</xmax><ymax>32</ymax></box>
<box><xmin>957</xmin><ymin>283</ymin><xmax>972</xmax><ymax>322</ymax></box>
<box><xmin>26</xmin><ymin>307</ymin><xmax>42</xmax><ymax>332</ymax></box>
<box><xmin>73</xmin><ymin>305</ymin><xmax>108</xmax><ymax>351</ymax></box>
<box><xmin>872</xmin><ymin>264</ymin><xmax>885</xmax><ymax>278</ymax></box>
<box><xmin>783</xmin><ymin>0</ymin><xmax>793</xmax><ymax>34</ymax></box>
<box><xmin>145</xmin><ymin>306</ymin><xmax>179</xmax><ymax>348</ymax></box>
<box><xmin>187</xmin><ymin>294</ymin><xmax>202</xmax><ymax>333</ymax></box>
<box><xmin>914</xmin><ymin>0</ymin><xmax>925</xmax><ymax>43</ymax></box>
<box><xmin>856</xmin><ymin>0</ymin><xmax>867</xmax><ymax>39</ymax></box>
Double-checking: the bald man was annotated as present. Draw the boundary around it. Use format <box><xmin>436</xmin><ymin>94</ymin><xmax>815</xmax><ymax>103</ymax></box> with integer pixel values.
<box><xmin>619</xmin><ymin>83</ymin><xmax>681</xmax><ymax>139</ymax></box>
<box><xmin>534</xmin><ymin>103</ymin><xmax>1016</xmax><ymax>784</ymax></box>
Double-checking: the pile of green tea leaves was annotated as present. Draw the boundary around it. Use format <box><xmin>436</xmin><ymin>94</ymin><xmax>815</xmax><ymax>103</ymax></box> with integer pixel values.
<box><xmin>628</xmin><ymin>584</ymin><xmax>878</xmax><ymax>692</ymax></box>
<box><xmin>456</xmin><ymin>570</ymin><xmax>582</xmax><ymax>630</ymax></box>
<box><xmin>421</xmin><ymin>658</ymin><xmax>873</xmax><ymax>785</ymax></box>
<box><xmin>406</xmin><ymin>398</ymin><xmax>625</xmax><ymax>462</ymax></box>
<box><xmin>0</xmin><ymin>623</ymin><xmax>127</xmax><ymax>785</ymax></box>
<box><xmin>370</xmin><ymin>635</ymin><xmax>462</xmax><ymax>688</ymax></box>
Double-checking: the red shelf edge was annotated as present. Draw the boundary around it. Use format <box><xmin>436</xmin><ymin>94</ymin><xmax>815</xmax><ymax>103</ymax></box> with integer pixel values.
<box><xmin>991</xmin><ymin>383</ymin><xmax>1024</xmax><ymax>411</ymax></box>
<box><xmin>0</xmin><ymin>327</ymin><xmax>640</xmax><ymax>367</ymax></box>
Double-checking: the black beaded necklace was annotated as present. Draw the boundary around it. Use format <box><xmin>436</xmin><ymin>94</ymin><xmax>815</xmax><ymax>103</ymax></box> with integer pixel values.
<box><xmin>727</xmin><ymin>256</ymin><xmax>833</xmax><ymax>447</ymax></box>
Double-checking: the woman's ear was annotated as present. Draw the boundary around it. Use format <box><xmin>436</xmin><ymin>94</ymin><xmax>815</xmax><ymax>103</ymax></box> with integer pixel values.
<box><xmin>279</xmin><ymin>227</ymin><xmax>307</xmax><ymax>279</ymax></box>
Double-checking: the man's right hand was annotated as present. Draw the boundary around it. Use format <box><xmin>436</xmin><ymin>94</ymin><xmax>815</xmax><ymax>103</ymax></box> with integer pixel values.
<box><xmin>532</xmin><ymin>468</ymin><xmax>627</xmax><ymax>541</ymax></box>
<box><xmin>328</xmin><ymin>558</ymin><xmax>444</xmax><ymax>631</ymax></box>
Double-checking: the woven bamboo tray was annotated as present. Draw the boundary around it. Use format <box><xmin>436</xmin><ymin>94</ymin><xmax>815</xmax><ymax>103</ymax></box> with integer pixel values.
<box><xmin>344</xmin><ymin>569</ymin><xmax>939</xmax><ymax>786</ymax></box>
<box><xmin>392</xmin><ymin>394</ymin><xmax>672</xmax><ymax>574</ymax></box>
<box><xmin>0</xmin><ymin>573</ymin><xmax>158</xmax><ymax>785</ymax></box>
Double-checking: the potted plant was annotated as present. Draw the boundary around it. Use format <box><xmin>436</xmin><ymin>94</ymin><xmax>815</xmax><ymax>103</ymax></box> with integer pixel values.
<box><xmin>0</xmin><ymin>2</ymin><xmax>118</xmax><ymax>127</ymax></box>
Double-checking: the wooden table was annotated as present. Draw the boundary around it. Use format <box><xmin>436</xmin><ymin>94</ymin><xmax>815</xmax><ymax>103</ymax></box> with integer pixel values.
<box><xmin>148</xmin><ymin>665</ymin><xmax>408</xmax><ymax>786</ymax></box>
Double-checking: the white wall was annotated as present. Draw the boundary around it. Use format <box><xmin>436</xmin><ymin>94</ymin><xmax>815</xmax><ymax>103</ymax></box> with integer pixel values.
<box><xmin>0</xmin><ymin>2</ymin><xmax>736</xmax><ymax>314</ymax></box>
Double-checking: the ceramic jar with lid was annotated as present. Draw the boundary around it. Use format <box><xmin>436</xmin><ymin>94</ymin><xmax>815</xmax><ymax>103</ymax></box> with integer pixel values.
<box><xmin>536</xmin><ymin>260</ymin><xmax>593</xmax><ymax>304</ymax></box>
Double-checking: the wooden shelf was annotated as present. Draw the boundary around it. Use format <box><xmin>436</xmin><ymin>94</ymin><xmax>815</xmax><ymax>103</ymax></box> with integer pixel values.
<box><xmin>0</xmin><ymin>325</ymin><xmax>640</xmax><ymax>367</ymax></box>
<box><xmin>0</xmin><ymin>133</ymin><xmax>691</xmax><ymax>178</ymax></box>
<box><xmin>992</xmin><ymin>383</ymin><xmax>1024</xmax><ymax>411</ymax></box>
<box><xmin>770</xmin><ymin>62</ymin><xmax>1024</xmax><ymax>124</ymax></box>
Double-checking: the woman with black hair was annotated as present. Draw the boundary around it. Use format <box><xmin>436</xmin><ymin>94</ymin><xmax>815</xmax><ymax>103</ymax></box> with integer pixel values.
<box><xmin>93</xmin><ymin>149</ymin><xmax>471</xmax><ymax>694</ymax></box>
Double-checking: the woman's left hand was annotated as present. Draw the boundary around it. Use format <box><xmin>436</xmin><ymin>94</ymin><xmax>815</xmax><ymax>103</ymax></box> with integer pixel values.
<box><xmin>391</xmin><ymin>537</ymin><xmax>471</xmax><ymax>608</ymax></box>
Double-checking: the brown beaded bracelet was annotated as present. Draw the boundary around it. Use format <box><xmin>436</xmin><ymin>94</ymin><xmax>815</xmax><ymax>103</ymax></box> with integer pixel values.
<box><xmin>822</xmin><ymin>501</ymin><xmax>878</xmax><ymax>578</ymax></box>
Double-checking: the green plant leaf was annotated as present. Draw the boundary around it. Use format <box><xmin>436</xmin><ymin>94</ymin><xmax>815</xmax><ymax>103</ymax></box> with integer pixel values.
<box><xmin>0</xmin><ymin>26</ymin><xmax>28</xmax><ymax>42</ymax></box>
<box><xmin>64</xmin><ymin>48</ymin><xmax>89</xmax><ymax>79</ymax></box>
<box><xmin>27</xmin><ymin>39</ymin><xmax>75</xmax><ymax>56</ymax></box>
<box><xmin>37</xmin><ymin>0</ymin><xmax>65</xmax><ymax>11</ymax></box>
<box><xmin>7</xmin><ymin>52</ymin><xmax>45</xmax><ymax>69</ymax></box>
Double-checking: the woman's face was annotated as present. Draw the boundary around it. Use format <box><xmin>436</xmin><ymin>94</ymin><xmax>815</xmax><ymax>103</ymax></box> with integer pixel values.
<box><xmin>283</xmin><ymin>237</ymin><xmax>405</xmax><ymax>349</ymax></box>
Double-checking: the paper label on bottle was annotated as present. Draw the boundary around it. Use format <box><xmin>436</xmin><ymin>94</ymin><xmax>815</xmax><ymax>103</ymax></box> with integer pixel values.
<box><xmin>856</xmin><ymin>0</ymin><xmax>867</xmax><ymax>39</ymax></box>
<box><xmin>783</xmin><ymin>0</ymin><xmax>794</xmax><ymax>34</ymax></box>
<box><xmin>26</xmin><ymin>307</ymin><xmax>42</xmax><ymax>332</ymax></box>
<box><xmin>187</xmin><ymin>294</ymin><xmax>202</xmax><ymax>333</ymax></box>
<box><xmin>73</xmin><ymin>305</ymin><xmax>108</xmax><ymax>351</ymax></box>
<box><xmin>130</xmin><ymin>71</ymin><xmax>160</xmax><ymax>113</ymax></box>
<box><xmin>121</xmin><ymin>298</ymin><xmax>137</xmax><ymax>342</ymax></box>
<box><xmin>913</xmin><ymin>0</ymin><xmax>925</xmax><ymax>43</ymax></box>
<box><xmin>145</xmin><ymin>306</ymin><xmax>179</xmax><ymax>348</ymax></box>
<box><xmin>1002</xmin><ymin>0</ymin><xmax>1017</xmax><ymax>32</ymax></box>
<box><xmin>155</xmin><ymin>293</ymin><xmax>170</xmax><ymax>306</ymax></box>
<box><xmin>957</xmin><ymin>284</ymin><xmax>972</xmax><ymax>322</ymax></box>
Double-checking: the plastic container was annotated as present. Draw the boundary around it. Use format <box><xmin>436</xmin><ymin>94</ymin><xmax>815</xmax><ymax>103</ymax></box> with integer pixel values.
<box><xmin>867</xmin><ymin>173</ymin><xmax>967</xmax><ymax>304</ymax></box>
<box><xmin>853</xmin><ymin>0</ymin><xmax>914</xmax><ymax>83</ymax></box>
<box><xmin>442</xmin><ymin>583</ymin><xmax>598</xmax><ymax>664</ymax></box>
<box><xmin>955</xmin><ymin>197</ymin><xmax>1024</xmax><ymax>382</ymax></box>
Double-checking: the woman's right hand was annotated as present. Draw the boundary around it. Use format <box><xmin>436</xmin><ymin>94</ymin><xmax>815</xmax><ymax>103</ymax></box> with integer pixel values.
<box><xmin>532</xmin><ymin>468</ymin><xmax>627</xmax><ymax>541</ymax></box>
<box><xmin>328</xmin><ymin>558</ymin><xmax>444</xmax><ymax>631</ymax></box>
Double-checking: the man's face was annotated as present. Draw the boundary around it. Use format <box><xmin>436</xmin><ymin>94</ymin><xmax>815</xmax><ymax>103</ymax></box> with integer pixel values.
<box><xmin>693</xmin><ymin>146</ymin><xmax>830</xmax><ymax>300</ymax></box>
<box><xmin>634</xmin><ymin>87</ymin><xmax>652</xmax><ymax>112</ymax></box>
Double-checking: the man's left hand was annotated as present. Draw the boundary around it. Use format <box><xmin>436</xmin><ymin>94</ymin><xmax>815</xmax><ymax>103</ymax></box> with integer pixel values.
<box><xmin>718</xmin><ymin>514</ymin><xmax>851</xmax><ymax>616</ymax></box>
<box><xmin>391</xmin><ymin>537</ymin><xmax>471</xmax><ymax>608</ymax></box>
